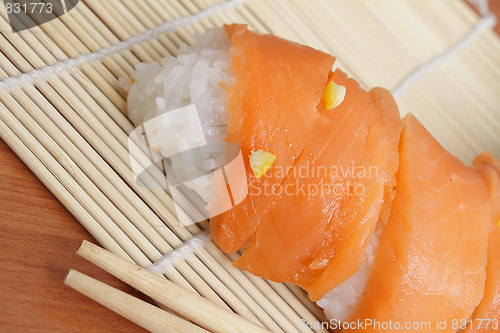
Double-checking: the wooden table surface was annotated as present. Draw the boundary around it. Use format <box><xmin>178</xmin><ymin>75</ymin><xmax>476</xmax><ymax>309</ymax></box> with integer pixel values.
<box><xmin>1</xmin><ymin>2</ymin><xmax>499</xmax><ymax>332</ymax></box>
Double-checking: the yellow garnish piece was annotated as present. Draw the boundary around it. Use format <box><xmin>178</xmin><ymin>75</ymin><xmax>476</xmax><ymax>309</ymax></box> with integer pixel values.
<box><xmin>323</xmin><ymin>81</ymin><xmax>346</xmax><ymax>110</ymax></box>
<box><xmin>250</xmin><ymin>149</ymin><xmax>277</xmax><ymax>180</ymax></box>
<box><xmin>497</xmin><ymin>218</ymin><xmax>500</xmax><ymax>228</ymax></box>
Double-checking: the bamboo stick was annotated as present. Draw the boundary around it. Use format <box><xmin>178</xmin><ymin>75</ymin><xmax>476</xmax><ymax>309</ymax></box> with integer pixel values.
<box><xmin>165</xmin><ymin>30</ymin><xmax>184</xmax><ymax>48</ymax></box>
<box><xmin>133</xmin><ymin>0</ymin><xmax>166</xmax><ymax>26</ymax></box>
<box><xmin>64</xmin><ymin>1</ymin><xmax>112</xmax><ymax>49</ymax></box>
<box><xmin>6</xmin><ymin>0</ymin><xmax>81</xmax><ymax>58</ymax></box>
<box><xmin>227</xmin><ymin>254</ymin><xmax>302</xmax><ymax>333</ymax></box>
<box><xmin>0</xmin><ymin>33</ymin><xmax>33</xmax><ymax>73</ymax></box>
<box><xmin>0</xmin><ymin>20</ymin><xmax>46</xmax><ymax>70</ymax></box>
<box><xmin>47</xmin><ymin>72</ymin><xmax>206</xmax><ymax>231</ymax></box>
<box><xmin>160</xmin><ymin>0</ymin><xmax>183</xmax><ymax>20</ymax></box>
<box><xmin>0</xmin><ymin>67</ymin><xmax>8</xmax><ymax>80</ymax></box>
<box><xmin>107</xmin><ymin>54</ymin><xmax>135</xmax><ymax>78</ymax></box>
<box><xmin>169</xmin><ymin>0</ymin><xmax>193</xmax><ymax>18</ymax></box>
<box><xmin>0</xmin><ymin>18</ymin><xmax>58</xmax><ymax>66</ymax></box>
<box><xmin>68</xmin><ymin>0</ymin><xmax>120</xmax><ymax>45</ymax></box>
<box><xmin>38</xmin><ymin>0</ymin><xmax>99</xmax><ymax>53</ymax></box>
<box><xmin>77</xmin><ymin>240</ymin><xmax>272</xmax><ymax>333</ymax></box>
<box><xmin>0</xmin><ymin>107</ymin><xmax>128</xmax><ymax>261</ymax></box>
<box><xmin>157</xmin><ymin>32</ymin><xmax>181</xmax><ymax>55</ymax></box>
<box><xmin>23</xmin><ymin>0</ymin><xmax>91</xmax><ymax>54</ymax></box>
<box><xmin>108</xmin><ymin>0</ymin><xmax>148</xmax><ymax>34</ymax></box>
<box><xmin>121</xmin><ymin>0</ymin><xmax>160</xmax><ymax>29</ymax></box>
<box><xmin>0</xmin><ymin>50</ymin><xmax>21</xmax><ymax>77</ymax></box>
<box><xmin>34</xmin><ymin>1</ymin><xmax>140</xmax><ymax>95</ymax></box>
<box><xmin>146</xmin><ymin>0</ymin><xmax>176</xmax><ymax>22</ymax></box>
<box><xmin>180</xmin><ymin>0</ymin><xmax>199</xmax><ymax>15</ymax></box>
<box><xmin>0</xmin><ymin>5</ymin><xmax>68</xmax><ymax>62</ymax></box>
<box><xmin>83</xmin><ymin>0</ymin><xmax>131</xmax><ymax>41</ymax></box>
<box><xmin>0</xmin><ymin>88</ymin><xmax>164</xmax><ymax>263</ymax></box>
<box><xmin>36</xmin><ymin>74</ymin><xmax>199</xmax><ymax>238</ymax></box>
<box><xmin>79</xmin><ymin>62</ymin><xmax>128</xmax><ymax>114</ymax></box>
<box><xmin>130</xmin><ymin>42</ymin><xmax>156</xmax><ymax>63</ymax></box>
<box><xmin>90</xmin><ymin>59</ymin><xmax>129</xmax><ymax>99</ymax></box>
<box><xmin>140</xmin><ymin>40</ymin><xmax>164</xmax><ymax>61</ymax></box>
<box><xmin>0</xmin><ymin>93</ymin><xmax>152</xmax><ymax>267</ymax></box>
<box><xmin>6</xmin><ymin>0</ymin><xmax>129</xmax><ymax>80</ymax></box>
<box><xmin>65</xmin><ymin>269</ymin><xmax>210</xmax><ymax>333</ymax></box>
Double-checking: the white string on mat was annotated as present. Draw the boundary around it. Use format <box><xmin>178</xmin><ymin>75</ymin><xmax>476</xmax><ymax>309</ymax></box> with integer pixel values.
<box><xmin>391</xmin><ymin>0</ymin><xmax>497</xmax><ymax>98</ymax></box>
<box><xmin>1</xmin><ymin>0</ymin><xmax>493</xmax><ymax>98</ymax></box>
<box><xmin>147</xmin><ymin>231</ymin><xmax>211</xmax><ymax>275</ymax></box>
<box><xmin>0</xmin><ymin>0</ymin><xmax>244</xmax><ymax>91</ymax></box>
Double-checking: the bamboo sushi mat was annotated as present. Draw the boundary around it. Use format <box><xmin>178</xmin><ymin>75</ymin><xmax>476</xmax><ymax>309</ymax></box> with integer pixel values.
<box><xmin>0</xmin><ymin>0</ymin><xmax>499</xmax><ymax>332</ymax></box>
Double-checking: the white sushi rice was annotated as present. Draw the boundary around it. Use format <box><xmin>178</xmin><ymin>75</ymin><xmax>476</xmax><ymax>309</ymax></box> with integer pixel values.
<box><xmin>125</xmin><ymin>27</ymin><xmax>234</xmax><ymax>202</ymax></box>
<box><xmin>317</xmin><ymin>222</ymin><xmax>382</xmax><ymax>322</ymax></box>
<box><xmin>126</xmin><ymin>26</ymin><xmax>379</xmax><ymax>323</ymax></box>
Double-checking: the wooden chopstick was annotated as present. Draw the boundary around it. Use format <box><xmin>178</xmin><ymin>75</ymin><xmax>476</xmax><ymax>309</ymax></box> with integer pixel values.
<box><xmin>65</xmin><ymin>269</ymin><xmax>210</xmax><ymax>333</ymax></box>
<box><xmin>77</xmin><ymin>240</ymin><xmax>272</xmax><ymax>333</ymax></box>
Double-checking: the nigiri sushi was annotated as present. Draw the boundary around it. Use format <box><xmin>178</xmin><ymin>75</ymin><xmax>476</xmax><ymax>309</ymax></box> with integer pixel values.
<box><xmin>344</xmin><ymin>115</ymin><xmax>492</xmax><ymax>332</ymax></box>
<box><xmin>126</xmin><ymin>24</ymin><xmax>499</xmax><ymax>331</ymax></box>
<box><xmin>229</xmin><ymin>69</ymin><xmax>401</xmax><ymax>302</ymax></box>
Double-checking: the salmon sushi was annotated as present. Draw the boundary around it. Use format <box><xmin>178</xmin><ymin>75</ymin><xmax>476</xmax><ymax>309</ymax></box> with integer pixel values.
<box><xmin>344</xmin><ymin>115</ymin><xmax>492</xmax><ymax>332</ymax></box>
<box><xmin>201</xmin><ymin>25</ymin><xmax>402</xmax><ymax>302</ymax></box>
<box><xmin>231</xmin><ymin>70</ymin><xmax>401</xmax><ymax>302</ymax></box>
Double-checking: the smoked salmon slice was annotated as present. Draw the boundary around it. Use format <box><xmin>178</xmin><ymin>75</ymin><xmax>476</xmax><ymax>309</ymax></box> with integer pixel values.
<box><xmin>209</xmin><ymin>24</ymin><xmax>335</xmax><ymax>253</ymax></box>
<box><xmin>233</xmin><ymin>69</ymin><xmax>402</xmax><ymax>301</ymax></box>
<box><xmin>464</xmin><ymin>152</ymin><xmax>500</xmax><ymax>333</ymax></box>
<box><xmin>346</xmin><ymin>115</ymin><xmax>492</xmax><ymax>332</ymax></box>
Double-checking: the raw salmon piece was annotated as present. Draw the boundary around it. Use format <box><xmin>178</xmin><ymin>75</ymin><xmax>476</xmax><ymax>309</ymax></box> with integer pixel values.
<box><xmin>370</xmin><ymin>87</ymin><xmax>401</xmax><ymax>224</ymax></box>
<box><xmin>346</xmin><ymin>115</ymin><xmax>492</xmax><ymax>332</ymax></box>
<box><xmin>234</xmin><ymin>69</ymin><xmax>402</xmax><ymax>301</ymax></box>
<box><xmin>474</xmin><ymin>151</ymin><xmax>500</xmax><ymax>221</ymax></box>
<box><xmin>209</xmin><ymin>24</ymin><xmax>336</xmax><ymax>252</ymax></box>
<box><xmin>464</xmin><ymin>152</ymin><xmax>500</xmax><ymax>333</ymax></box>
